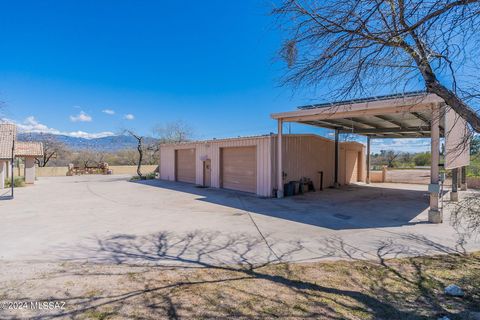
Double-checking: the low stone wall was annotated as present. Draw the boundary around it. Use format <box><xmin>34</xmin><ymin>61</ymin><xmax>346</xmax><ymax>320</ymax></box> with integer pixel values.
<box><xmin>467</xmin><ymin>177</ymin><xmax>480</xmax><ymax>189</ymax></box>
<box><xmin>369</xmin><ymin>168</ymin><xmax>480</xmax><ymax>189</ymax></box>
<box><xmin>107</xmin><ymin>165</ymin><xmax>158</xmax><ymax>175</ymax></box>
<box><xmin>369</xmin><ymin>171</ymin><xmax>384</xmax><ymax>183</ymax></box>
<box><xmin>385</xmin><ymin>169</ymin><xmax>431</xmax><ymax>184</ymax></box>
<box><xmin>37</xmin><ymin>166</ymin><xmax>69</xmax><ymax>177</ymax></box>
<box><xmin>14</xmin><ymin>165</ymin><xmax>158</xmax><ymax>177</ymax></box>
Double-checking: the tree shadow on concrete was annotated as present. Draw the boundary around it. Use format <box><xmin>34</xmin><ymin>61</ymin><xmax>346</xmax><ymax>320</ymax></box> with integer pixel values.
<box><xmin>6</xmin><ymin>230</ymin><xmax>480</xmax><ymax>319</ymax></box>
<box><xmin>130</xmin><ymin>179</ymin><xmax>432</xmax><ymax>230</ymax></box>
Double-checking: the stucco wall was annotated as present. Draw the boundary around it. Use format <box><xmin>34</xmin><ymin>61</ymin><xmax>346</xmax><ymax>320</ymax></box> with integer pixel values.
<box><xmin>340</xmin><ymin>142</ymin><xmax>366</xmax><ymax>185</ymax></box>
<box><xmin>370</xmin><ymin>170</ymin><xmax>385</xmax><ymax>183</ymax></box>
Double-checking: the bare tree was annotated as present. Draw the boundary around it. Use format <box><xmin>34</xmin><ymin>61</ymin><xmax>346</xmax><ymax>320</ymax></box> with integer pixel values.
<box><xmin>154</xmin><ymin>120</ymin><xmax>193</xmax><ymax>144</ymax></box>
<box><xmin>72</xmin><ymin>150</ymin><xmax>106</xmax><ymax>168</ymax></box>
<box><xmin>273</xmin><ymin>0</ymin><xmax>480</xmax><ymax>132</ymax></box>
<box><xmin>22</xmin><ymin>133</ymin><xmax>66</xmax><ymax>167</ymax></box>
<box><xmin>125</xmin><ymin>130</ymin><xmax>144</xmax><ymax>178</ymax></box>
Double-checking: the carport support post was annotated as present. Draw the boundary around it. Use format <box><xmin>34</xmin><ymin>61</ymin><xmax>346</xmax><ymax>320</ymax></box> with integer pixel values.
<box><xmin>333</xmin><ymin>130</ymin><xmax>340</xmax><ymax>188</ymax></box>
<box><xmin>428</xmin><ymin>105</ymin><xmax>442</xmax><ymax>223</ymax></box>
<box><xmin>366</xmin><ymin>136</ymin><xmax>371</xmax><ymax>184</ymax></box>
<box><xmin>24</xmin><ymin>157</ymin><xmax>36</xmax><ymax>184</ymax></box>
<box><xmin>450</xmin><ymin>168</ymin><xmax>458</xmax><ymax>202</ymax></box>
<box><xmin>460</xmin><ymin>166</ymin><xmax>467</xmax><ymax>191</ymax></box>
<box><xmin>0</xmin><ymin>161</ymin><xmax>5</xmax><ymax>189</ymax></box>
<box><xmin>277</xmin><ymin>119</ymin><xmax>284</xmax><ymax>198</ymax></box>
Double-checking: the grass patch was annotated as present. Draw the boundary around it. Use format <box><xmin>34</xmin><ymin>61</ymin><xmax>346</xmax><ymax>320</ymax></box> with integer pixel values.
<box><xmin>3</xmin><ymin>252</ymin><xmax>479</xmax><ymax>319</ymax></box>
<box><xmin>130</xmin><ymin>172</ymin><xmax>156</xmax><ymax>181</ymax></box>
<box><xmin>5</xmin><ymin>177</ymin><xmax>25</xmax><ymax>187</ymax></box>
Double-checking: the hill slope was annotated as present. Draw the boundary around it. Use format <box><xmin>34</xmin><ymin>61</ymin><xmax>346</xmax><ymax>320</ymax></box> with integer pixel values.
<box><xmin>18</xmin><ymin>133</ymin><xmax>159</xmax><ymax>152</ymax></box>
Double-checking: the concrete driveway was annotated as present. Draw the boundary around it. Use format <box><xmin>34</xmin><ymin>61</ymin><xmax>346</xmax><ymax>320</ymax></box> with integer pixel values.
<box><xmin>1</xmin><ymin>175</ymin><xmax>478</xmax><ymax>266</ymax></box>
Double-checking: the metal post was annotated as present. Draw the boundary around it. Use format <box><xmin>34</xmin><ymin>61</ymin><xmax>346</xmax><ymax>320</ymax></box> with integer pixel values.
<box><xmin>450</xmin><ymin>168</ymin><xmax>458</xmax><ymax>201</ymax></box>
<box><xmin>428</xmin><ymin>105</ymin><xmax>441</xmax><ymax>223</ymax></box>
<box><xmin>366</xmin><ymin>136</ymin><xmax>371</xmax><ymax>184</ymax></box>
<box><xmin>277</xmin><ymin>119</ymin><xmax>284</xmax><ymax>198</ymax></box>
<box><xmin>11</xmin><ymin>139</ymin><xmax>14</xmax><ymax>198</ymax></box>
<box><xmin>334</xmin><ymin>130</ymin><xmax>340</xmax><ymax>188</ymax></box>
<box><xmin>460</xmin><ymin>166</ymin><xmax>467</xmax><ymax>191</ymax></box>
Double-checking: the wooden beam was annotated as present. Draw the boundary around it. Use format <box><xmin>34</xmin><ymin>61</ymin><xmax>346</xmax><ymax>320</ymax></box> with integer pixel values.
<box><xmin>334</xmin><ymin>130</ymin><xmax>339</xmax><ymax>187</ymax></box>
<box><xmin>366</xmin><ymin>137</ymin><xmax>371</xmax><ymax>184</ymax></box>
<box><xmin>277</xmin><ymin>119</ymin><xmax>283</xmax><ymax>198</ymax></box>
<box><xmin>373</xmin><ymin>115</ymin><xmax>405</xmax><ymax>128</ymax></box>
<box><xmin>306</xmin><ymin>120</ymin><xmax>350</xmax><ymax>130</ymax></box>
<box><xmin>411</xmin><ymin>112</ymin><xmax>430</xmax><ymax>125</ymax></box>
<box><xmin>271</xmin><ymin>93</ymin><xmax>443</xmax><ymax>119</ymax></box>
<box><xmin>279</xmin><ymin>104</ymin><xmax>433</xmax><ymax>123</ymax></box>
<box><xmin>339</xmin><ymin>126</ymin><xmax>431</xmax><ymax>134</ymax></box>
<box><xmin>350</xmin><ymin>117</ymin><xmax>383</xmax><ymax>128</ymax></box>
<box><xmin>428</xmin><ymin>106</ymin><xmax>441</xmax><ymax>223</ymax></box>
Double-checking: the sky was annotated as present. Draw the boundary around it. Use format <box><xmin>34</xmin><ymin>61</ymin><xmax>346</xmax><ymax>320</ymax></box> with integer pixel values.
<box><xmin>0</xmin><ymin>1</ymin><xmax>430</xmax><ymax>152</ymax></box>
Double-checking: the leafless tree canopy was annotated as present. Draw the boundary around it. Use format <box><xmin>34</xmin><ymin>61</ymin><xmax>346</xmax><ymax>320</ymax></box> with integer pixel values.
<box><xmin>154</xmin><ymin>121</ymin><xmax>193</xmax><ymax>144</ymax></box>
<box><xmin>273</xmin><ymin>0</ymin><xmax>480</xmax><ymax>131</ymax></box>
<box><xmin>22</xmin><ymin>133</ymin><xmax>66</xmax><ymax>167</ymax></box>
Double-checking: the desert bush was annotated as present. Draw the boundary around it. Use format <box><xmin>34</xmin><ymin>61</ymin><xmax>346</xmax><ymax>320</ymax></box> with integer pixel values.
<box><xmin>130</xmin><ymin>172</ymin><xmax>156</xmax><ymax>181</ymax></box>
<box><xmin>413</xmin><ymin>152</ymin><xmax>431</xmax><ymax>166</ymax></box>
<box><xmin>5</xmin><ymin>177</ymin><xmax>25</xmax><ymax>188</ymax></box>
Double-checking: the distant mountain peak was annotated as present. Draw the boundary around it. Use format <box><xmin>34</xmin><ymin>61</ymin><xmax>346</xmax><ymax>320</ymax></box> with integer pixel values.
<box><xmin>17</xmin><ymin>133</ymin><xmax>159</xmax><ymax>151</ymax></box>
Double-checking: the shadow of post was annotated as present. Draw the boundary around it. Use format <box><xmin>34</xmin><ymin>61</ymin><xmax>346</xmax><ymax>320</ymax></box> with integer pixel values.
<box><xmin>9</xmin><ymin>230</ymin><xmax>479</xmax><ymax>319</ymax></box>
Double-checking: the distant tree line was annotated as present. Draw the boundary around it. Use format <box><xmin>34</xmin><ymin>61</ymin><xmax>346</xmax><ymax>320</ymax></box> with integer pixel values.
<box><xmin>19</xmin><ymin>121</ymin><xmax>193</xmax><ymax>171</ymax></box>
<box><xmin>372</xmin><ymin>135</ymin><xmax>480</xmax><ymax>173</ymax></box>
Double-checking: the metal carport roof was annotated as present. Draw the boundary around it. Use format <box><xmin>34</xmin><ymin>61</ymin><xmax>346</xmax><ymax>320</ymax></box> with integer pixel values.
<box><xmin>271</xmin><ymin>92</ymin><xmax>445</xmax><ymax>138</ymax></box>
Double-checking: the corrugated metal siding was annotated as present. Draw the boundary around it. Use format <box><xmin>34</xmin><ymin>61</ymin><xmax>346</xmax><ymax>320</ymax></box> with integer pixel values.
<box><xmin>272</xmin><ymin>135</ymin><xmax>335</xmax><ymax>190</ymax></box>
<box><xmin>159</xmin><ymin>136</ymin><xmax>273</xmax><ymax>197</ymax></box>
<box><xmin>160</xmin><ymin>135</ymin><xmax>365</xmax><ymax>196</ymax></box>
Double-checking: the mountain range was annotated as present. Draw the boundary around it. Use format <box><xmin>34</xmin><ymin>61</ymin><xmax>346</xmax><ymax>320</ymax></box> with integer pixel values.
<box><xmin>18</xmin><ymin>133</ymin><xmax>160</xmax><ymax>152</ymax></box>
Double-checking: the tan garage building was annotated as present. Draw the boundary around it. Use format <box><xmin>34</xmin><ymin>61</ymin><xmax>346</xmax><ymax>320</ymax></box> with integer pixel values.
<box><xmin>159</xmin><ymin>134</ymin><xmax>365</xmax><ymax>197</ymax></box>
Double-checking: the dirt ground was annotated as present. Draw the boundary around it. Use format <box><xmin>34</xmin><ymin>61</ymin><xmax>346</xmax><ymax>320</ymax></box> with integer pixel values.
<box><xmin>1</xmin><ymin>253</ymin><xmax>479</xmax><ymax>319</ymax></box>
<box><xmin>1</xmin><ymin>175</ymin><xmax>480</xmax><ymax>319</ymax></box>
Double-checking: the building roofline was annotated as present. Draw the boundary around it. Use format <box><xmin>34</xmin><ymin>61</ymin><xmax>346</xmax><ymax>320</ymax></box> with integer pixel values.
<box><xmin>160</xmin><ymin>133</ymin><xmax>363</xmax><ymax>147</ymax></box>
<box><xmin>296</xmin><ymin>91</ymin><xmax>428</xmax><ymax>110</ymax></box>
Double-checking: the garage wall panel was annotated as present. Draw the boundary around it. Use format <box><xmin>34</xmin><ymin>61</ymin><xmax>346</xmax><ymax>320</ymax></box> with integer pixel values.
<box><xmin>175</xmin><ymin>148</ymin><xmax>196</xmax><ymax>183</ymax></box>
<box><xmin>160</xmin><ymin>146</ymin><xmax>175</xmax><ymax>181</ymax></box>
<box><xmin>272</xmin><ymin>135</ymin><xmax>335</xmax><ymax>190</ymax></box>
<box><xmin>221</xmin><ymin>146</ymin><xmax>257</xmax><ymax>193</ymax></box>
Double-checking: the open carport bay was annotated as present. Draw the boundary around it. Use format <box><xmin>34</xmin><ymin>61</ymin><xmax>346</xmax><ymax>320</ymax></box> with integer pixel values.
<box><xmin>0</xmin><ymin>175</ymin><xmax>478</xmax><ymax>266</ymax></box>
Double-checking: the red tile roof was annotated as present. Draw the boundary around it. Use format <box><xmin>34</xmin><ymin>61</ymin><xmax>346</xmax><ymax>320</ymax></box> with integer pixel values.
<box><xmin>0</xmin><ymin>123</ymin><xmax>16</xmax><ymax>160</ymax></box>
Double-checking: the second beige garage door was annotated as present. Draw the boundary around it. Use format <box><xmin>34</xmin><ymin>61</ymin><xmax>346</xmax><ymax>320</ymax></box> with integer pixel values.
<box><xmin>221</xmin><ymin>146</ymin><xmax>256</xmax><ymax>193</ymax></box>
<box><xmin>175</xmin><ymin>148</ymin><xmax>196</xmax><ymax>183</ymax></box>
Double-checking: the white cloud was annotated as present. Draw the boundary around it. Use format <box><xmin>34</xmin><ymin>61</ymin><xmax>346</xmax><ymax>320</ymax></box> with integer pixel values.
<box><xmin>102</xmin><ymin>109</ymin><xmax>115</xmax><ymax>115</ymax></box>
<box><xmin>67</xmin><ymin>131</ymin><xmax>116</xmax><ymax>139</ymax></box>
<box><xmin>371</xmin><ymin>138</ymin><xmax>430</xmax><ymax>153</ymax></box>
<box><xmin>70</xmin><ymin>111</ymin><xmax>92</xmax><ymax>122</ymax></box>
<box><xmin>2</xmin><ymin>116</ymin><xmax>114</xmax><ymax>139</ymax></box>
<box><xmin>124</xmin><ymin>114</ymin><xmax>135</xmax><ymax>120</ymax></box>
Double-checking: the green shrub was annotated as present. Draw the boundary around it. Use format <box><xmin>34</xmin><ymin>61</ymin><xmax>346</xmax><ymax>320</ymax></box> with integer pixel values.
<box><xmin>130</xmin><ymin>172</ymin><xmax>156</xmax><ymax>181</ymax></box>
<box><xmin>413</xmin><ymin>152</ymin><xmax>431</xmax><ymax>166</ymax></box>
<box><xmin>5</xmin><ymin>177</ymin><xmax>25</xmax><ymax>188</ymax></box>
<box><xmin>144</xmin><ymin>172</ymin><xmax>156</xmax><ymax>179</ymax></box>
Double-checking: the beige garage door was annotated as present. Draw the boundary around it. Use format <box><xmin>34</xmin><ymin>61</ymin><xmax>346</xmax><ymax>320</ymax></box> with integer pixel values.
<box><xmin>346</xmin><ymin>150</ymin><xmax>359</xmax><ymax>184</ymax></box>
<box><xmin>175</xmin><ymin>148</ymin><xmax>196</xmax><ymax>183</ymax></box>
<box><xmin>221</xmin><ymin>146</ymin><xmax>256</xmax><ymax>193</ymax></box>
